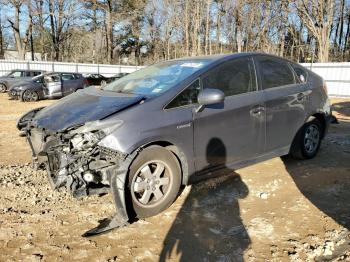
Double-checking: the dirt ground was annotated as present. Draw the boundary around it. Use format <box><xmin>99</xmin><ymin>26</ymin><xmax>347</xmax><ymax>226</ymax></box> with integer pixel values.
<box><xmin>0</xmin><ymin>93</ymin><xmax>349</xmax><ymax>261</ymax></box>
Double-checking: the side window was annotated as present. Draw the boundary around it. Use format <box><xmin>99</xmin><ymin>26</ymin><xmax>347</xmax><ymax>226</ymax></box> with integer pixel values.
<box><xmin>61</xmin><ymin>74</ymin><xmax>75</xmax><ymax>81</ymax></box>
<box><xmin>45</xmin><ymin>74</ymin><xmax>60</xmax><ymax>83</ymax></box>
<box><xmin>202</xmin><ymin>58</ymin><xmax>257</xmax><ymax>96</ymax></box>
<box><xmin>257</xmin><ymin>56</ymin><xmax>295</xmax><ymax>89</ymax></box>
<box><xmin>166</xmin><ymin>79</ymin><xmax>201</xmax><ymax>109</ymax></box>
<box><xmin>291</xmin><ymin>64</ymin><xmax>308</xmax><ymax>83</ymax></box>
<box><xmin>33</xmin><ymin>71</ymin><xmax>42</xmax><ymax>76</ymax></box>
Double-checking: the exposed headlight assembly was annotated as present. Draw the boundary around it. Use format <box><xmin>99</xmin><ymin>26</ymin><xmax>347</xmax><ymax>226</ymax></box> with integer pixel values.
<box><xmin>69</xmin><ymin>119</ymin><xmax>123</xmax><ymax>151</ymax></box>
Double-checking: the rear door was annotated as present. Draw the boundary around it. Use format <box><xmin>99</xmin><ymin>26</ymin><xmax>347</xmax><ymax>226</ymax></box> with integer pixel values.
<box><xmin>255</xmin><ymin>55</ymin><xmax>306</xmax><ymax>153</ymax></box>
<box><xmin>61</xmin><ymin>73</ymin><xmax>76</xmax><ymax>95</ymax></box>
<box><xmin>193</xmin><ymin>57</ymin><xmax>265</xmax><ymax>173</ymax></box>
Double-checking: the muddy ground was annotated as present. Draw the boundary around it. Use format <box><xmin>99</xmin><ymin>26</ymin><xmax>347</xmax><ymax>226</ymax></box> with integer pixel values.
<box><xmin>0</xmin><ymin>93</ymin><xmax>349</xmax><ymax>261</ymax></box>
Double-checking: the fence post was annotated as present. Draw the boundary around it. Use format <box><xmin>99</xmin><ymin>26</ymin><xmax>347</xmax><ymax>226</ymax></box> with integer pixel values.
<box><xmin>97</xmin><ymin>64</ymin><xmax>100</xmax><ymax>74</ymax></box>
<box><xmin>27</xmin><ymin>61</ymin><xmax>30</xmax><ymax>70</ymax></box>
<box><xmin>76</xmin><ymin>63</ymin><xmax>78</xmax><ymax>73</ymax></box>
<box><xmin>52</xmin><ymin>62</ymin><xmax>54</xmax><ymax>72</ymax></box>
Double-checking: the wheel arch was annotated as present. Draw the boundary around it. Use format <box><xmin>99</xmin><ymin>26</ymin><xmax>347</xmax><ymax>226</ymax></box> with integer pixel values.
<box><xmin>305</xmin><ymin>112</ymin><xmax>327</xmax><ymax>139</ymax></box>
<box><xmin>130</xmin><ymin>140</ymin><xmax>189</xmax><ymax>186</ymax></box>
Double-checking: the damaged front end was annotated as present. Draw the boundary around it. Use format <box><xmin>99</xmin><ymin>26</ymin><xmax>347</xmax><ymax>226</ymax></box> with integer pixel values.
<box><xmin>17</xmin><ymin>108</ymin><xmax>134</xmax><ymax>235</ymax></box>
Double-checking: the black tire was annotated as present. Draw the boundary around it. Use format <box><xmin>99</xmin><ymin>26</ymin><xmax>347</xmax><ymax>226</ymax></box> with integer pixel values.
<box><xmin>127</xmin><ymin>146</ymin><xmax>181</xmax><ymax>218</ymax></box>
<box><xmin>21</xmin><ymin>90</ymin><xmax>39</xmax><ymax>102</ymax></box>
<box><xmin>0</xmin><ymin>83</ymin><xmax>7</xmax><ymax>93</ymax></box>
<box><xmin>290</xmin><ymin>118</ymin><xmax>323</xmax><ymax>159</ymax></box>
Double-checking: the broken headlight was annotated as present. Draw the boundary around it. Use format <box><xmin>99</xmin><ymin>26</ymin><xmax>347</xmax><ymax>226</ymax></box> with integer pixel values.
<box><xmin>69</xmin><ymin>119</ymin><xmax>123</xmax><ymax>151</ymax></box>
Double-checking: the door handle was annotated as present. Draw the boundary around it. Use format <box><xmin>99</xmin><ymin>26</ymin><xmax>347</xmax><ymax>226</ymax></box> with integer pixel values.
<box><xmin>297</xmin><ymin>92</ymin><xmax>305</xmax><ymax>102</ymax></box>
<box><xmin>250</xmin><ymin>106</ymin><xmax>265</xmax><ymax>116</ymax></box>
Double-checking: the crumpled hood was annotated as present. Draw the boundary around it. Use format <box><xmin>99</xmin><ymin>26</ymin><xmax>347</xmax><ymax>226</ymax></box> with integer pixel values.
<box><xmin>32</xmin><ymin>87</ymin><xmax>144</xmax><ymax>132</ymax></box>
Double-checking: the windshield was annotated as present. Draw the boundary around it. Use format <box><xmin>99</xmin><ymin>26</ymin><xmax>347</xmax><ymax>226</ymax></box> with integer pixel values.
<box><xmin>103</xmin><ymin>60</ymin><xmax>211</xmax><ymax>95</ymax></box>
<box><xmin>7</xmin><ymin>71</ymin><xmax>22</xmax><ymax>77</ymax></box>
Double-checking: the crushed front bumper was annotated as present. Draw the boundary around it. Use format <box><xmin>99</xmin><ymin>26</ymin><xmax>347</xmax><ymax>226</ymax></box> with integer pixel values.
<box><xmin>8</xmin><ymin>89</ymin><xmax>21</xmax><ymax>100</ymax></box>
<box><xmin>18</xmin><ymin>110</ymin><xmax>133</xmax><ymax>235</ymax></box>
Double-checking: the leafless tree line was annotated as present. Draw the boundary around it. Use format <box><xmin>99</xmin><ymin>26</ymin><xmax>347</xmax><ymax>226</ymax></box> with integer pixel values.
<box><xmin>0</xmin><ymin>0</ymin><xmax>348</xmax><ymax>64</ymax></box>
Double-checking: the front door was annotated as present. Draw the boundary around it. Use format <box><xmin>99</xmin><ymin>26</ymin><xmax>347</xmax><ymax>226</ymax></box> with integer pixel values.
<box><xmin>61</xmin><ymin>73</ymin><xmax>76</xmax><ymax>96</ymax></box>
<box><xmin>44</xmin><ymin>74</ymin><xmax>62</xmax><ymax>97</ymax></box>
<box><xmin>193</xmin><ymin>57</ymin><xmax>265</xmax><ymax>173</ymax></box>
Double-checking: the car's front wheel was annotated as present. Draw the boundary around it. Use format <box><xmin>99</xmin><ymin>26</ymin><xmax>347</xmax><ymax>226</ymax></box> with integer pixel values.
<box><xmin>22</xmin><ymin>90</ymin><xmax>39</xmax><ymax>102</ymax></box>
<box><xmin>290</xmin><ymin>118</ymin><xmax>323</xmax><ymax>159</ymax></box>
<box><xmin>0</xmin><ymin>83</ymin><xmax>7</xmax><ymax>93</ymax></box>
<box><xmin>128</xmin><ymin>146</ymin><xmax>181</xmax><ymax>218</ymax></box>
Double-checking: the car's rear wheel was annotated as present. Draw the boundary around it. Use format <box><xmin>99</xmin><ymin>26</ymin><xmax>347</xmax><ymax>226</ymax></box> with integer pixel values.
<box><xmin>0</xmin><ymin>83</ymin><xmax>7</xmax><ymax>93</ymax></box>
<box><xmin>290</xmin><ymin>118</ymin><xmax>322</xmax><ymax>159</ymax></box>
<box><xmin>22</xmin><ymin>90</ymin><xmax>39</xmax><ymax>102</ymax></box>
<box><xmin>128</xmin><ymin>146</ymin><xmax>181</xmax><ymax>218</ymax></box>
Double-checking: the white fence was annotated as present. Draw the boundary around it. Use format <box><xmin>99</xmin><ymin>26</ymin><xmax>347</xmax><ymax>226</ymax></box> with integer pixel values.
<box><xmin>302</xmin><ymin>63</ymin><xmax>350</xmax><ymax>97</ymax></box>
<box><xmin>0</xmin><ymin>59</ymin><xmax>349</xmax><ymax>97</ymax></box>
<box><xmin>0</xmin><ymin>60</ymin><xmax>142</xmax><ymax>77</ymax></box>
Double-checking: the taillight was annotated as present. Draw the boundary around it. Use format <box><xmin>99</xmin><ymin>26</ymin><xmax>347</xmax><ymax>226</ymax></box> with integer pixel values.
<box><xmin>322</xmin><ymin>80</ymin><xmax>328</xmax><ymax>95</ymax></box>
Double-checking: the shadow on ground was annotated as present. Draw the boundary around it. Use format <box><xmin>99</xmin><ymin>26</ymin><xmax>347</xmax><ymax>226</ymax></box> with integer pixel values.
<box><xmin>160</xmin><ymin>138</ymin><xmax>250</xmax><ymax>261</ymax></box>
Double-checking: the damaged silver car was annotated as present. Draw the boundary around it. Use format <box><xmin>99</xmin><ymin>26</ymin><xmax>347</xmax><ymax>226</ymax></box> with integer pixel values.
<box><xmin>17</xmin><ymin>53</ymin><xmax>331</xmax><ymax>235</ymax></box>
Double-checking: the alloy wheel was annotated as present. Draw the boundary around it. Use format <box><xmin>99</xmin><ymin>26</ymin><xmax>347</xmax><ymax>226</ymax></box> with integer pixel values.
<box><xmin>23</xmin><ymin>90</ymin><xmax>38</xmax><ymax>102</ymax></box>
<box><xmin>303</xmin><ymin>124</ymin><xmax>320</xmax><ymax>154</ymax></box>
<box><xmin>131</xmin><ymin>161</ymin><xmax>172</xmax><ymax>207</ymax></box>
<box><xmin>0</xmin><ymin>84</ymin><xmax>6</xmax><ymax>93</ymax></box>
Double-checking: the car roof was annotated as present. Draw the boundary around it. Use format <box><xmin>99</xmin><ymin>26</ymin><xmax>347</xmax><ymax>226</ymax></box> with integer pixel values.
<box><xmin>12</xmin><ymin>69</ymin><xmax>44</xmax><ymax>72</ymax></box>
<box><xmin>43</xmin><ymin>72</ymin><xmax>81</xmax><ymax>76</ymax></box>
<box><xmin>170</xmin><ymin>52</ymin><xmax>291</xmax><ymax>63</ymax></box>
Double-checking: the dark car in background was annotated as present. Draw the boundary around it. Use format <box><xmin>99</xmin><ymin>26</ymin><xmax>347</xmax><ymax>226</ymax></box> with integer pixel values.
<box><xmin>9</xmin><ymin>72</ymin><xmax>87</xmax><ymax>101</ymax></box>
<box><xmin>84</xmin><ymin>74</ymin><xmax>111</xmax><ymax>87</ymax></box>
<box><xmin>109</xmin><ymin>72</ymin><xmax>129</xmax><ymax>82</ymax></box>
<box><xmin>85</xmin><ymin>73</ymin><xmax>129</xmax><ymax>87</ymax></box>
<box><xmin>0</xmin><ymin>69</ymin><xmax>44</xmax><ymax>92</ymax></box>
<box><xmin>18</xmin><ymin>53</ymin><xmax>330</xmax><ymax>234</ymax></box>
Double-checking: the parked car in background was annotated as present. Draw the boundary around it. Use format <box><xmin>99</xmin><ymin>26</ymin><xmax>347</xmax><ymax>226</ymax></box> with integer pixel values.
<box><xmin>17</xmin><ymin>53</ymin><xmax>331</xmax><ymax>234</ymax></box>
<box><xmin>0</xmin><ymin>69</ymin><xmax>45</xmax><ymax>92</ymax></box>
<box><xmin>109</xmin><ymin>72</ymin><xmax>129</xmax><ymax>82</ymax></box>
<box><xmin>84</xmin><ymin>74</ymin><xmax>111</xmax><ymax>87</ymax></box>
<box><xmin>85</xmin><ymin>73</ymin><xmax>129</xmax><ymax>87</ymax></box>
<box><xmin>9</xmin><ymin>72</ymin><xmax>87</xmax><ymax>101</ymax></box>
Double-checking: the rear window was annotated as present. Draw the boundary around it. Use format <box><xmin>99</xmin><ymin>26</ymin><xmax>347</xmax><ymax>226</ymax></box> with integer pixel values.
<box><xmin>257</xmin><ymin>56</ymin><xmax>295</xmax><ymax>89</ymax></box>
<box><xmin>61</xmin><ymin>74</ymin><xmax>75</xmax><ymax>81</ymax></box>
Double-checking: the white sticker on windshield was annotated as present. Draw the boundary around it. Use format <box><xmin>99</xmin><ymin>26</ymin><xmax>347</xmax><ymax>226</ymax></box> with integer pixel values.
<box><xmin>180</xmin><ymin>63</ymin><xmax>203</xmax><ymax>68</ymax></box>
<box><xmin>152</xmin><ymin>88</ymin><xmax>162</xmax><ymax>93</ymax></box>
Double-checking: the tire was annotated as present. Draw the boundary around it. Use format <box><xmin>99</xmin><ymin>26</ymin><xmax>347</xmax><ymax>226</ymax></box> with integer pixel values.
<box><xmin>22</xmin><ymin>90</ymin><xmax>39</xmax><ymax>102</ymax></box>
<box><xmin>290</xmin><ymin>118</ymin><xmax>323</xmax><ymax>159</ymax></box>
<box><xmin>0</xmin><ymin>83</ymin><xmax>7</xmax><ymax>93</ymax></box>
<box><xmin>127</xmin><ymin>146</ymin><xmax>181</xmax><ymax>218</ymax></box>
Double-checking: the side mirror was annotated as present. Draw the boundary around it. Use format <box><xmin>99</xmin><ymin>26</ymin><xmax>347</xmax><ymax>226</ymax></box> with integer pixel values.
<box><xmin>196</xmin><ymin>88</ymin><xmax>225</xmax><ymax>112</ymax></box>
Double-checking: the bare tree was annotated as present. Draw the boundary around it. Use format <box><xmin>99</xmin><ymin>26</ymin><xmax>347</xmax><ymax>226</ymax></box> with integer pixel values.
<box><xmin>296</xmin><ymin>0</ymin><xmax>335</xmax><ymax>62</ymax></box>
